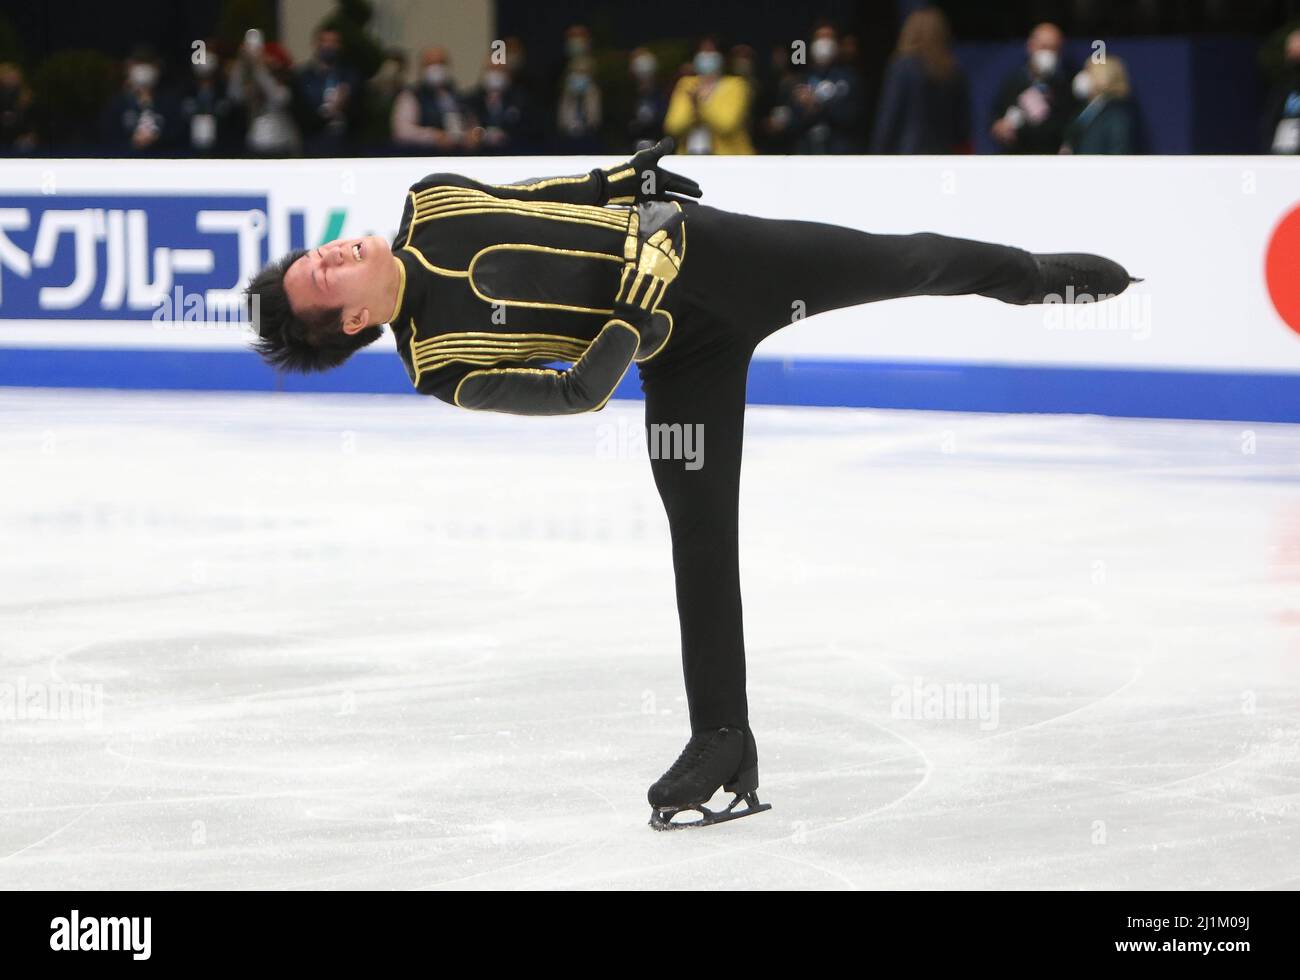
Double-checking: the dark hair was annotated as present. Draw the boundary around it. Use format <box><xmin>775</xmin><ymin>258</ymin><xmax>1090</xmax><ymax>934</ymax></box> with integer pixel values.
<box><xmin>245</xmin><ymin>249</ymin><xmax>382</xmax><ymax>373</ymax></box>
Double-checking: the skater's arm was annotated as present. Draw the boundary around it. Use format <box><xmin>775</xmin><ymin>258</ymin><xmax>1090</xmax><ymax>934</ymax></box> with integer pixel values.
<box><xmin>410</xmin><ymin>138</ymin><xmax>700</xmax><ymax>207</ymax></box>
<box><xmin>452</xmin><ymin>319</ymin><xmax>640</xmax><ymax>415</ymax></box>
<box><xmin>411</xmin><ymin>168</ymin><xmax>611</xmax><ymax>205</ymax></box>
<box><xmin>448</xmin><ymin>209</ymin><xmax>684</xmax><ymax>416</ymax></box>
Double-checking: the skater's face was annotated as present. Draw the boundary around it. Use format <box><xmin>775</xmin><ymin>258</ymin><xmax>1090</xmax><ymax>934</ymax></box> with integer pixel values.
<box><xmin>283</xmin><ymin>235</ymin><xmax>393</xmax><ymax>334</ymax></box>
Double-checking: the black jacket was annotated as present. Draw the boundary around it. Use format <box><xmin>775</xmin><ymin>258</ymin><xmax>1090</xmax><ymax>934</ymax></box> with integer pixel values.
<box><xmin>389</xmin><ymin>164</ymin><xmax>684</xmax><ymax>414</ymax></box>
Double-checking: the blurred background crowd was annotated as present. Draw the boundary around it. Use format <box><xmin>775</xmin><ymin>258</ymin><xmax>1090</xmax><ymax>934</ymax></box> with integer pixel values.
<box><xmin>1</xmin><ymin>0</ymin><xmax>1299</xmax><ymax>158</ymax></box>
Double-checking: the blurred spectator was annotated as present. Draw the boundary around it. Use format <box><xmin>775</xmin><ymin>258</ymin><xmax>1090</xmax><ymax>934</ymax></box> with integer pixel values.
<box><xmin>1263</xmin><ymin>28</ymin><xmax>1300</xmax><ymax>153</ymax></box>
<box><xmin>502</xmin><ymin>36</ymin><xmax>530</xmax><ymax>83</ymax></box>
<box><xmin>730</xmin><ymin>44</ymin><xmax>758</xmax><ymax>94</ymax></box>
<box><xmin>178</xmin><ymin>43</ymin><xmax>236</xmax><ymax>157</ymax></box>
<box><xmin>556</xmin><ymin>54</ymin><xmax>602</xmax><ymax>152</ymax></box>
<box><xmin>0</xmin><ymin>62</ymin><xmax>36</xmax><ymax>153</ymax></box>
<box><xmin>228</xmin><ymin>30</ymin><xmax>301</xmax><ymax>156</ymax></box>
<box><xmin>467</xmin><ymin>55</ymin><xmax>538</xmax><ymax>153</ymax></box>
<box><xmin>101</xmin><ymin>46</ymin><xmax>175</xmax><ymax>156</ymax></box>
<box><xmin>565</xmin><ymin>24</ymin><xmax>593</xmax><ymax>61</ymax></box>
<box><xmin>361</xmin><ymin>48</ymin><xmax>407</xmax><ymax>146</ymax></box>
<box><xmin>1061</xmin><ymin>54</ymin><xmax>1139</xmax><ymax>153</ymax></box>
<box><xmin>786</xmin><ymin>24</ymin><xmax>864</xmax><ymax>153</ymax></box>
<box><xmin>840</xmin><ymin>34</ymin><xmax>862</xmax><ymax>67</ymax></box>
<box><xmin>990</xmin><ymin>22</ymin><xmax>1076</xmax><ymax>154</ymax></box>
<box><xmin>627</xmin><ymin>47</ymin><xmax>667</xmax><ymax>151</ymax></box>
<box><xmin>297</xmin><ymin>27</ymin><xmax>360</xmax><ymax>156</ymax></box>
<box><xmin>550</xmin><ymin>23</ymin><xmax>593</xmax><ymax>118</ymax></box>
<box><xmin>665</xmin><ymin>39</ymin><xmax>754</xmax><ymax>154</ymax></box>
<box><xmin>871</xmin><ymin>7</ymin><xmax>970</xmax><ymax>153</ymax></box>
<box><xmin>391</xmin><ymin>46</ymin><xmax>468</xmax><ymax>152</ymax></box>
<box><xmin>758</xmin><ymin>42</ymin><xmax>801</xmax><ymax>152</ymax></box>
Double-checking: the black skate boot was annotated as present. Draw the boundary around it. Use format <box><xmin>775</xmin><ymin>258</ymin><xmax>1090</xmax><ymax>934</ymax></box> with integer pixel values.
<box><xmin>647</xmin><ymin>726</ymin><xmax>771</xmax><ymax>830</ymax></box>
<box><xmin>1022</xmin><ymin>252</ymin><xmax>1142</xmax><ymax>305</ymax></box>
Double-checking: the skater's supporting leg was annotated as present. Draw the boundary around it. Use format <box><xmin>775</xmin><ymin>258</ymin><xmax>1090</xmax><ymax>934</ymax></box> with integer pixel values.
<box><xmin>641</xmin><ymin>341</ymin><xmax>752</xmax><ymax>733</ymax></box>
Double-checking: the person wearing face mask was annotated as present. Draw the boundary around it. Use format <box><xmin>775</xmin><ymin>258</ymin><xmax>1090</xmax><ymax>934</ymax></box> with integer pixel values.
<box><xmin>391</xmin><ymin>47</ymin><xmax>468</xmax><ymax>153</ymax></box>
<box><xmin>178</xmin><ymin>42</ymin><xmax>234</xmax><ymax>157</ymax></box>
<box><xmin>1060</xmin><ymin>55</ymin><xmax>1139</xmax><ymax>154</ymax></box>
<box><xmin>227</xmin><ymin>30</ymin><xmax>302</xmax><ymax>156</ymax></box>
<box><xmin>101</xmin><ymin>46</ymin><xmax>176</xmax><ymax>156</ymax></box>
<box><xmin>664</xmin><ymin>39</ymin><xmax>754</xmax><ymax>155</ymax></box>
<box><xmin>297</xmin><ymin>27</ymin><xmax>360</xmax><ymax>157</ymax></box>
<box><xmin>627</xmin><ymin>47</ymin><xmax>668</xmax><ymax>152</ymax></box>
<box><xmin>556</xmin><ymin>54</ymin><xmax>604</xmax><ymax>153</ymax></box>
<box><xmin>361</xmin><ymin>48</ymin><xmax>407</xmax><ymax>146</ymax></box>
<box><xmin>989</xmin><ymin>22</ymin><xmax>1076</xmax><ymax>154</ymax></box>
<box><xmin>466</xmin><ymin>55</ymin><xmax>537</xmax><ymax>154</ymax></box>
<box><xmin>1263</xmin><ymin>28</ymin><xmax>1300</xmax><ymax>154</ymax></box>
<box><xmin>786</xmin><ymin>23</ymin><xmax>864</xmax><ymax>153</ymax></box>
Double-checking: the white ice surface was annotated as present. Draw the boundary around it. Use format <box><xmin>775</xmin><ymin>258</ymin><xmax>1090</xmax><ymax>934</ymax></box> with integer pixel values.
<box><xmin>1</xmin><ymin>387</ymin><xmax>1297</xmax><ymax>890</ymax></box>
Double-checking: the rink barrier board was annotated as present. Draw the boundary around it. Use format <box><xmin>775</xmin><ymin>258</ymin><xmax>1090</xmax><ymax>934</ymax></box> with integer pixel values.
<box><xmin>3</xmin><ymin>156</ymin><xmax>1300</xmax><ymax>421</ymax></box>
<box><xmin>1</xmin><ymin>346</ymin><xmax>1297</xmax><ymax>423</ymax></box>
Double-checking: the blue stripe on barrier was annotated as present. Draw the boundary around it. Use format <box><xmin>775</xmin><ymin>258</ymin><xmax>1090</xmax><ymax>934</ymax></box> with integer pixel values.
<box><xmin>1</xmin><ymin>346</ymin><xmax>1298</xmax><ymax>423</ymax></box>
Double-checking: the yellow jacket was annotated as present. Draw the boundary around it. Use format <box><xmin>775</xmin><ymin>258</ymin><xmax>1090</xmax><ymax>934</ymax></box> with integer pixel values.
<box><xmin>664</xmin><ymin>75</ymin><xmax>755</xmax><ymax>155</ymax></box>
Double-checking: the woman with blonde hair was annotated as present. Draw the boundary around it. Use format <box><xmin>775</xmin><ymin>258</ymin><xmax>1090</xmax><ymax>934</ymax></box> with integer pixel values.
<box><xmin>1061</xmin><ymin>54</ymin><xmax>1140</xmax><ymax>154</ymax></box>
<box><xmin>871</xmin><ymin>6</ymin><xmax>971</xmax><ymax>153</ymax></box>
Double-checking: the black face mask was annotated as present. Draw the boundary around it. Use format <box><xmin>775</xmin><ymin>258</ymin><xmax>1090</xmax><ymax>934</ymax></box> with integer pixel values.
<box><xmin>319</xmin><ymin>48</ymin><xmax>339</xmax><ymax>65</ymax></box>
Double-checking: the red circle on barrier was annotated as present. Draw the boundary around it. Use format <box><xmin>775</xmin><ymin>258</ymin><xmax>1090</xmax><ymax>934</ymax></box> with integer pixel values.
<box><xmin>1266</xmin><ymin>203</ymin><xmax>1300</xmax><ymax>337</ymax></box>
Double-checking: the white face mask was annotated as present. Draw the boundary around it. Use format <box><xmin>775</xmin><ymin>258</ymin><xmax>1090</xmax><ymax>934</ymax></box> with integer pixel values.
<box><xmin>631</xmin><ymin>54</ymin><xmax>657</xmax><ymax>79</ymax></box>
<box><xmin>483</xmin><ymin>70</ymin><xmax>508</xmax><ymax>92</ymax></box>
<box><xmin>1030</xmin><ymin>48</ymin><xmax>1058</xmax><ymax>77</ymax></box>
<box><xmin>423</xmin><ymin>64</ymin><xmax>448</xmax><ymax>86</ymax></box>
<box><xmin>129</xmin><ymin>63</ymin><xmax>159</xmax><ymax>90</ymax></box>
<box><xmin>694</xmin><ymin>51</ymin><xmax>723</xmax><ymax>76</ymax></box>
<box><xmin>1072</xmin><ymin>70</ymin><xmax>1094</xmax><ymax>101</ymax></box>
<box><xmin>811</xmin><ymin>38</ymin><xmax>838</xmax><ymax>66</ymax></box>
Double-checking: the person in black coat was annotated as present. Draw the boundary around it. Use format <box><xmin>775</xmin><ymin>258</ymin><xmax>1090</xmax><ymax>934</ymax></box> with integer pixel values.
<box><xmin>101</xmin><ymin>46</ymin><xmax>178</xmax><ymax>157</ymax></box>
<box><xmin>464</xmin><ymin>56</ymin><xmax>540</xmax><ymax>154</ymax></box>
<box><xmin>871</xmin><ymin>7</ymin><xmax>970</xmax><ymax>154</ymax></box>
<box><xmin>989</xmin><ymin>22</ymin><xmax>1077</xmax><ymax>154</ymax></box>
<box><xmin>1262</xmin><ymin>28</ymin><xmax>1300</xmax><ymax>154</ymax></box>
<box><xmin>786</xmin><ymin>24</ymin><xmax>865</xmax><ymax>154</ymax></box>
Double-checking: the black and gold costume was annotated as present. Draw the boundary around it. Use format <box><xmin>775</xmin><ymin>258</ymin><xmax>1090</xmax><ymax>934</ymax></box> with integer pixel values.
<box><xmin>388</xmin><ymin>159</ymin><xmax>1045</xmax><ymax>734</ymax></box>
<box><xmin>390</xmin><ymin>165</ymin><xmax>684</xmax><ymax>414</ymax></box>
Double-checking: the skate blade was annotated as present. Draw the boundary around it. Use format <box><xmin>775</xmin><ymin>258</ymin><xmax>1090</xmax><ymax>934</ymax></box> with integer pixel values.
<box><xmin>648</xmin><ymin>791</ymin><xmax>772</xmax><ymax>831</ymax></box>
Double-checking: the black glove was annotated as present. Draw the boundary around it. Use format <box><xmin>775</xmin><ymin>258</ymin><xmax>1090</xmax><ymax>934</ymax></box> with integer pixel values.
<box><xmin>603</xmin><ymin>138</ymin><xmax>702</xmax><ymax>204</ymax></box>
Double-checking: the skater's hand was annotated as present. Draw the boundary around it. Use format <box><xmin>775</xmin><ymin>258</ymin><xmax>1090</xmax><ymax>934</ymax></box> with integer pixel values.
<box><xmin>603</xmin><ymin>137</ymin><xmax>702</xmax><ymax>204</ymax></box>
<box><xmin>614</xmin><ymin>209</ymin><xmax>683</xmax><ymax>319</ymax></box>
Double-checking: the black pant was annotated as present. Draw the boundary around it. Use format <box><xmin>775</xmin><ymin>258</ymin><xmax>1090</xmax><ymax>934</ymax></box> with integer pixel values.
<box><xmin>637</xmin><ymin>203</ymin><xmax>1039</xmax><ymax>733</ymax></box>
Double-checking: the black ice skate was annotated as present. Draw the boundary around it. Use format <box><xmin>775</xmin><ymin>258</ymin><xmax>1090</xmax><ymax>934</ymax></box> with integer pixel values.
<box><xmin>647</xmin><ymin>726</ymin><xmax>771</xmax><ymax>830</ymax></box>
<box><xmin>1024</xmin><ymin>252</ymin><xmax>1142</xmax><ymax>305</ymax></box>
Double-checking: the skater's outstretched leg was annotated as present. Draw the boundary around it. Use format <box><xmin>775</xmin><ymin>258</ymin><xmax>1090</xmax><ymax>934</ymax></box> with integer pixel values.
<box><xmin>673</xmin><ymin>203</ymin><xmax>1137</xmax><ymax>345</ymax></box>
